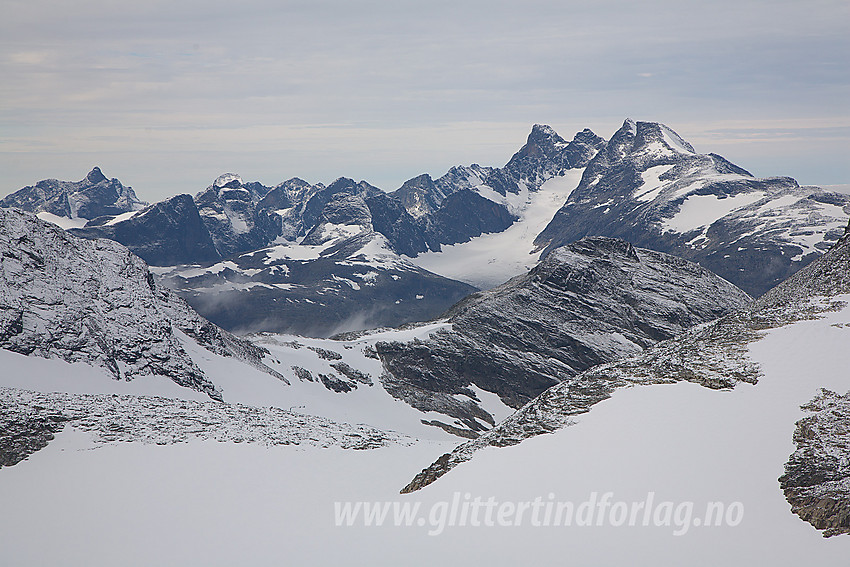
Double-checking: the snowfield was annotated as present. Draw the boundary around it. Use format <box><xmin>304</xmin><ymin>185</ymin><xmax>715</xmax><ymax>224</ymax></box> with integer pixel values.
<box><xmin>2</xmin><ymin>300</ymin><xmax>850</xmax><ymax>565</ymax></box>
<box><xmin>409</xmin><ymin>169</ymin><xmax>585</xmax><ymax>289</ymax></box>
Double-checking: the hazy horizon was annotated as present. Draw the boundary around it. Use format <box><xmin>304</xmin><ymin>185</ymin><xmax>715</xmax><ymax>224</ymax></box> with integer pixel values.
<box><xmin>2</xmin><ymin>0</ymin><xmax>848</xmax><ymax>202</ymax></box>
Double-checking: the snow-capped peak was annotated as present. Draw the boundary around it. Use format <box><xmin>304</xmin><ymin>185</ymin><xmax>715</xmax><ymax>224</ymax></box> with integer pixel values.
<box><xmin>659</xmin><ymin>123</ymin><xmax>696</xmax><ymax>154</ymax></box>
<box><xmin>213</xmin><ymin>173</ymin><xmax>244</xmax><ymax>189</ymax></box>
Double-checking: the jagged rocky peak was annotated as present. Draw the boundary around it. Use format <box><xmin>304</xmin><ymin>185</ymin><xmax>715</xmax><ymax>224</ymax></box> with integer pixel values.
<box><xmin>301</xmin><ymin>193</ymin><xmax>373</xmax><ymax>246</ymax></box>
<box><xmin>200</xmin><ymin>173</ymin><xmax>273</xmax><ymax>206</ymax></box>
<box><xmin>298</xmin><ymin>177</ymin><xmax>382</xmax><ymax>234</ymax></box>
<box><xmin>525</xmin><ymin>123</ymin><xmax>569</xmax><ymax>149</ymax></box>
<box><xmin>393</xmin><ymin>174</ymin><xmax>439</xmax><ymax>219</ymax></box>
<box><xmin>506</xmin><ymin>124</ymin><xmax>566</xmax><ymax>165</ymax></box>
<box><xmin>603</xmin><ymin>118</ymin><xmax>638</xmax><ymax>162</ymax></box>
<box><xmin>0</xmin><ymin>166</ymin><xmax>147</xmax><ymax>220</ymax></box>
<box><xmin>504</xmin><ymin>123</ymin><xmax>605</xmax><ymax>185</ymax></box>
<box><xmin>200</xmin><ymin>173</ymin><xmax>248</xmax><ymax>202</ymax></box>
<box><xmin>257</xmin><ymin>177</ymin><xmax>316</xmax><ymax>211</ymax></box>
<box><xmin>213</xmin><ymin>172</ymin><xmax>244</xmax><ymax>189</ymax></box>
<box><xmin>324</xmin><ymin>177</ymin><xmax>382</xmax><ymax>198</ymax></box>
<box><xmin>533</xmin><ymin>119</ymin><xmax>850</xmax><ymax>297</ymax></box>
<box><xmin>0</xmin><ymin>208</ymin><xmax>283</xmax><ymax>398</ymax></box>
<box><xmin>604</xmin><ymin>119</ymin><xmax>696</xmax><ymax>164</ymax></box>
<box><xmin>85</xmin><ymin>166</ymin><xmax>108</xmax><ymax>183</ymax></box>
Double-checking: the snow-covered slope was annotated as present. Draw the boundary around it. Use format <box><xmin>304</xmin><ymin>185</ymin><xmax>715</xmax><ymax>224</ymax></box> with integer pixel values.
<box><xmin>403</xmin><ymin>217</ymin><xmax>850</xmax><ymax>543</ymax></box>
<box><xmin>2</xmin><ymin>304</ymin><xmax>848</xmax><ymax>565</ymax></box>
<box><xmin>391</xmin><ymin>124</ymin><xmax>603</xmax><ymax>224</ymax></box>
<box><xmin>535</xmin><ymin>119</ymin><xmax>850</xmax><ymax>296</ymax></box>
<box><xmin>0</xmin><ymin>208</ymin><xmax>281</xmax><ymax>399</ymax></box>
<box><xmin>409</xmin><ymin>169</ymin><xmax>585</xmax><ymax>289</ymax></box>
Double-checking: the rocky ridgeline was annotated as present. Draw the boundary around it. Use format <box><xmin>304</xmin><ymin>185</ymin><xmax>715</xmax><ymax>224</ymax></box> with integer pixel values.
<box><xmin>402</xmin><ymin>219</ymin><xmax>850</xmax><ymax>494</ymax></box>
<box><xmin>377</xmin><ymin>236</ymin><xmax>751</xmax><ymax>436</ymax></box>
<box><xmin>0</xmin><ymin>386</ymin><xmax>408</xmax><ymax>468</ymax></box>
<box><xmin>0</xmin><ymin>166</ymin><xmax>146</xmax><ymax>220</ymax></box>
<box><xmin>535</xmin><ymin>119</ymin><xmax>850</xmax><ymax>297</ymax></box>
<box><xmin>0</xmin><ymin>208</ymin><xmax>284</xmax><ymax>399</ymax></box>
<box><xmin>5</xmin><ymin>121</ymin><xmax>846</xmax><ymax>336</ymax></box>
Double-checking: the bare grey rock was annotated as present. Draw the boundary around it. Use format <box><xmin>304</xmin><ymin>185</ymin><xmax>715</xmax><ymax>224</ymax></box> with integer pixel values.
<box><xmin>0</xmin><ymin>387</ymin><xmax>409</xmax><ymax>466</ymax></box>
<box><xmin>780</xmin><ymin>389</ymin><xmax>850</xmax><ymax>537</ymax></box>
<box><xmin>379</xmin><ymin>236</ymin><xmax>751</xmax><ymax>436</ymax></box>
<box><xmin>0</xmin><ymin>208</ymin><xmax>283</xmax><ymax>400</ymax></box>
<box><xmin>401</xmin><ymin>218</ymin><xmax>850</xmax><ymax>492</ymax></box>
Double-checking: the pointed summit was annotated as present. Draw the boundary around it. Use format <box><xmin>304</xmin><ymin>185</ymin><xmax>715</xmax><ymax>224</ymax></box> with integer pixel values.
<box><xmin>527</xmin><ymin>124</ymin><xmax>564</xmax><ymax>144</ymax></box>
<box><xmin>605</xmin><ymin>119</ymin><xmax>639</xmax><ymax>162</ymax></box>
<box><xmin>85</xmin><ymin>166</ymin><xmax>107</xmax><ymax>184</ymax></box>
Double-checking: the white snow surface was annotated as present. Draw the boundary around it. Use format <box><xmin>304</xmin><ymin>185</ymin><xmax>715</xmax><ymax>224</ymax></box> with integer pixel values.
<box><xmin>191</xmin><ymin>330</ymin><xmax>462</xmax><ymax>440</ymax></box>
<box><xmin>660</xmin><ymin>123</ymin><xmax>696</xmax><ymax>154</ymax></box>
<box><xmin>3</xmin><ymin>300</ymin><xmax>850</xmax><ymax>565</ymax></box>
<box><xmin>410</xmin><ymin>169</ymin><xmax>584</xmax><ymax>289</ymax></box>
<box><xmin>34</xmin><ymin>211</ymin><xmax>88</xmax><ymax>229</ymax></box>
<box><xmin>0</xmin><ymin>349</ymin><xmax>211</xmax><ymax>402</ymax></box>
<box><xmin>663</xmin><ymin>192</ymin><xmax>767</xmax><ymax>233</ymax></box>
<box><xmin>635</xmin><ymin>165</ymin><xmax>676</xmax><ymax>201</ymax></box>
<box><xmin>213</xmin><ymin>172</ymin><xmax>243</xmax><ymax>188</ymax></box>
<box><xmin>103</xmin><ymin>210</ymin><xmax>141</xmax><ymax>226</ymax></box>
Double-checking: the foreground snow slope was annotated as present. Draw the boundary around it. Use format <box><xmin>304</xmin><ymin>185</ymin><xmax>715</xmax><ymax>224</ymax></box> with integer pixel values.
<box><xmin>1</xmin><ymin>303</ymin><xmax>848</xmax><ymax>566</ymax></box>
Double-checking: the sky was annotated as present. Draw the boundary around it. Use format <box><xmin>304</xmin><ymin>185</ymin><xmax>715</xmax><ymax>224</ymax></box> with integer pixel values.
<box><xmin>1</xmin><ymin>0</ymin><xmax>848</xmax><ymax>202</ymax></box>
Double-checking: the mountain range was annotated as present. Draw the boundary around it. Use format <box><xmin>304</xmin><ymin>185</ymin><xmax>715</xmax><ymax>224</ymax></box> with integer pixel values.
<box><xmin>2</xmin><ymin>120</ymin><xmax>846</xmax><ymax>336</ymax></box>
<box><xmin>2</xmin><ymin>119</ymin><xmax>850</xmax><ymax>562</ymax></box>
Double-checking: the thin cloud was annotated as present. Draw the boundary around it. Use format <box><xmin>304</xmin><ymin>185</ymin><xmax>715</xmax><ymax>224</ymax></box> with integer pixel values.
<box><xmin>1</xmin><ymin>0</ymin><xmax>848</xmax><ymax>198</ymax></box>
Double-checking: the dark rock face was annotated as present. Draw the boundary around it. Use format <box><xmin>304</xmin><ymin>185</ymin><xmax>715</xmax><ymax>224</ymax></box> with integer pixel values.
<box><xmin>0</xmin><ymin>166</ymin><xmax>146</xmax><ymax>220</ymax></box>
<box><xmin>297</xmin><ymin>178</ymin><xmax>383</xmax><ymax>236</ymax></box>
<box><xmin>780</xmin><ymin>389</ymin><xmax>850</xmax><ymax>537</ymax></box>
<box><xmin>503</xmin><ymin>125</ymin><xmax>605</xmax><ymax>186</ymax></box>
<box><xmin>364</xmin><ymin>193</ymin><xmax>430</xmax><ymax>256</ymax></box>
<box><xmin>534</xmin><ymin>120</ymin><xmax>850</xmax><ymax>297</ymax></box>
<box><xmin>385</xmin><ymin>125</ymin><xmax>605</xmax><ymax>251</ymax></box>
<box><xmin>0</xmin><ymin>208</ymin><xmax>283</xmax><ymax>399</ymax></box>
<box><xmin>195</xmin><ymin>173</ymin><xmax>282</xmax><ymax>259</ymax></box>
<box><xmin>71</xmin><ymin>194</ymin><xmax>220</xmax><ymax>266</ymax></box>
<box><xmin>377</xmin><ymin>236</ymin><xmax>751</xmax><ymax>431</ymax></box>
<box><xmin>301</xmin><ymin>194</ymin><xmax>373</xmax><ymax>245</ymax></box>
<box><xmin>423</xmin><ymin>189</ymin><xmax>515</xmax><ymax>246</ymax></box>
<box><xmin>0</xmin><ymin>401</ymin><xmax>68</xmax><ymax>468</ymax></box>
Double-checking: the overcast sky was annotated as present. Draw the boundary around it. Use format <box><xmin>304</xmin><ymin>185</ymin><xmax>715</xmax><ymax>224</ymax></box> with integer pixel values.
<box><xmin>2</xmin><ymin>0</ymin><xmax>848</xmax><ymax>201</ymax></box>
